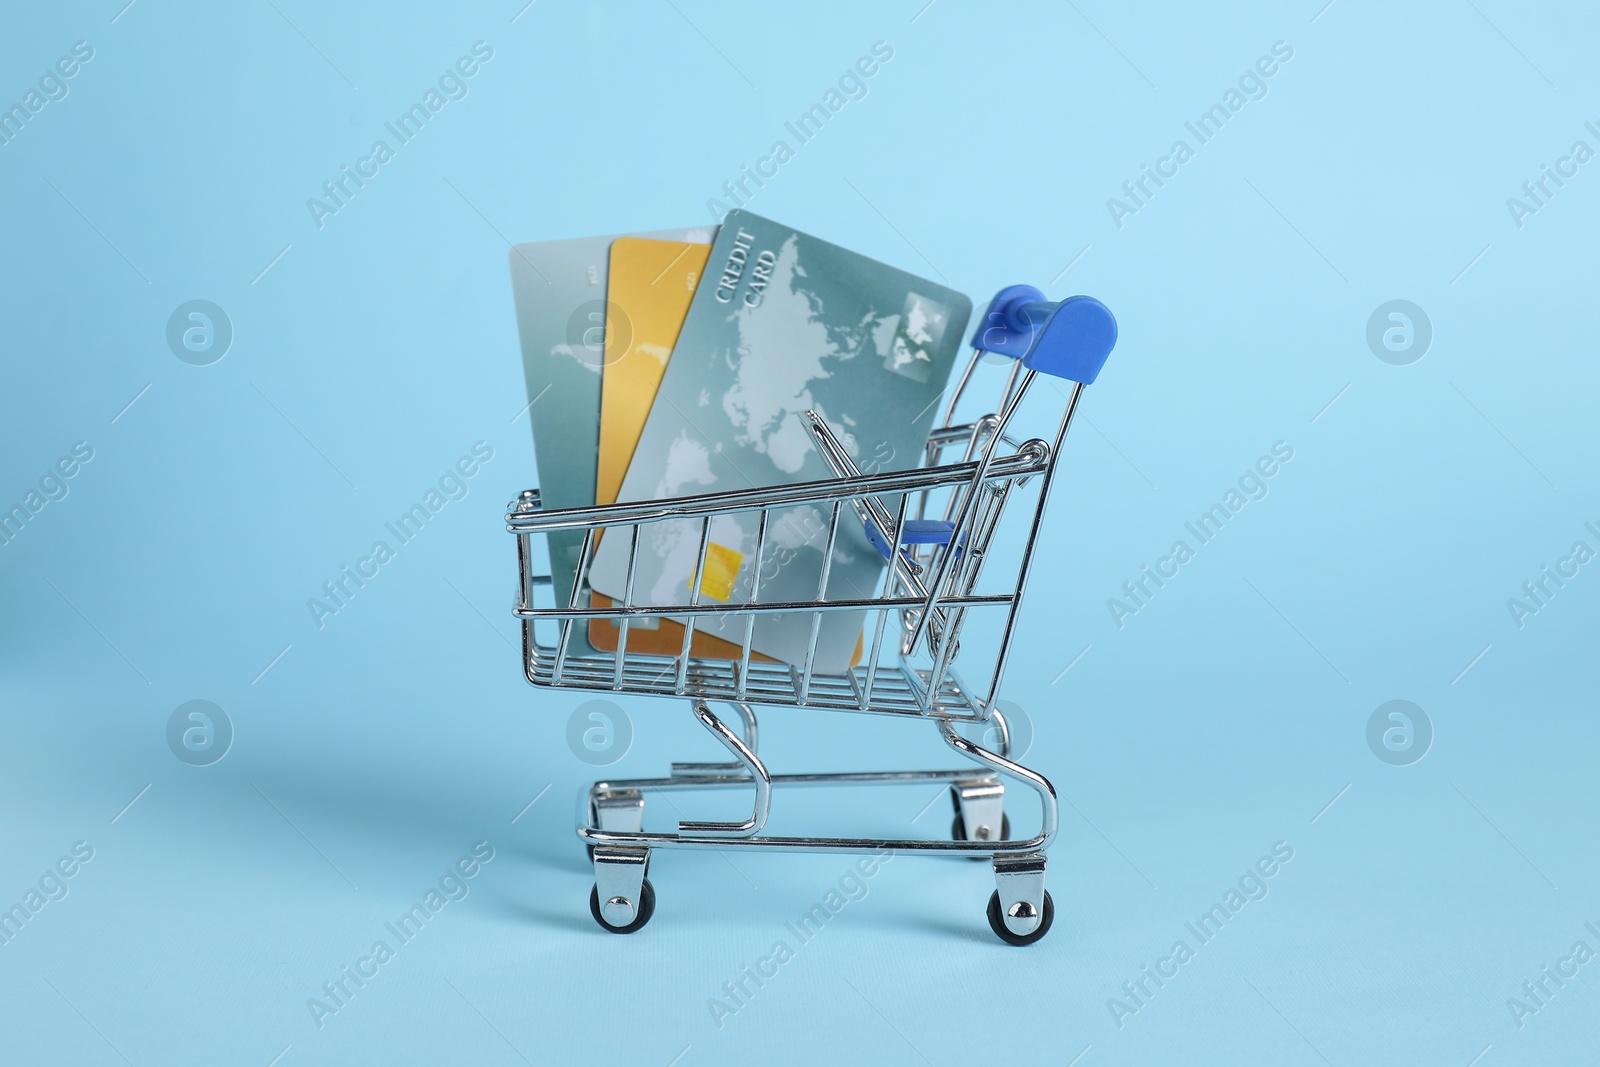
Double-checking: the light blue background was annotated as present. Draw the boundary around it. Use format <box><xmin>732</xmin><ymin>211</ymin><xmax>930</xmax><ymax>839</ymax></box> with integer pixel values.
<box><xmin>2</xmin><ymin>2</ymin><xmax>1596</xmax><ymax>1064</ymax></box>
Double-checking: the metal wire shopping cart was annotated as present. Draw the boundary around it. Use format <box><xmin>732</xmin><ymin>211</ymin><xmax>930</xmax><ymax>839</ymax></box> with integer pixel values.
<box><xmin>505</xmin><ymin>285</ymin><xmax>1118</xmax><ymax>944</ymax></box>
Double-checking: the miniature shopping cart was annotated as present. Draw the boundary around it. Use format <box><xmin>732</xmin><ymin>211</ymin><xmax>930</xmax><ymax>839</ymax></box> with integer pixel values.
<box><xmin>505</xmin><ymin>285</ymin><xmax>1118</xmax><ymax>944</ymax></box>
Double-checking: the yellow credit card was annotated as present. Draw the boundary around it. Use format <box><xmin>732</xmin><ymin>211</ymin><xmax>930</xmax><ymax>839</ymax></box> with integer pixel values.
<box><xmin>596</xmin><ymin>237</ymin><xmax>712</xmax><ymax>506</ymax></box>
<box><xmin>591</xmin><ymin>236</ymin><xmax>751</xmax><ymax>659</ymax></box>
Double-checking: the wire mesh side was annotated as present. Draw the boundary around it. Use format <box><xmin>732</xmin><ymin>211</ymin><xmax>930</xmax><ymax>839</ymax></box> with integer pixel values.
<box><xmin>508</xmin><ymin>433</ymin><xmax>1056</xmax><ymax>719</ymax></box>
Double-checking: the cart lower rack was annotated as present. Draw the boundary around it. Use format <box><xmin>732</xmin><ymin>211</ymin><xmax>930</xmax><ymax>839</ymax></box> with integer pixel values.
<box><xmin>506</xmin><ymin>286</ymin><xmax>1118</xmax><ymax>944</ymax></box>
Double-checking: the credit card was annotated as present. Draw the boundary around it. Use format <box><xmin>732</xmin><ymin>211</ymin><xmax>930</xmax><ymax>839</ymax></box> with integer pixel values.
<box><xmin>586</xmin><ymin>210</ymin><xmax>971</xmax><ymax>673</ymax></box>
<box><xmin>596</xmin><ymin>238</ymin><xmax>713</xmax><ymax>507</ymax></box>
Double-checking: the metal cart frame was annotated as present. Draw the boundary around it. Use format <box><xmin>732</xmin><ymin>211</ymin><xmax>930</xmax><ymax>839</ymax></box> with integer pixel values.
<box><xmin>505</xmin><ymin>286</ymin><xmax>1117</xmax><ymax>944</ymax></box>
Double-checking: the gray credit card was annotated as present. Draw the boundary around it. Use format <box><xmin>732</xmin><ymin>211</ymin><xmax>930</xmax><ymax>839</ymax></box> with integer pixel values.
<box><xmin>508</xmin><ymin>225</ymin><xmax>716</xmax><ymax>650</ymax></box>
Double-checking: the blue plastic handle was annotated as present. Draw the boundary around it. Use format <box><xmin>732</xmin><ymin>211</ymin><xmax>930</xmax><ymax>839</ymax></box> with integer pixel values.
<box><xmin>968</xmin><ymin>284</ymin><xmax>1047</xmax><ymax>360</ymax></box>
<box><xmin>969</xmin><ymin>286</ymin><xmax>1119</xmax><ymax>385</ymax></box>
<box><xmin>1023</xmin><ymin>296</ymin><xmax>1118</xmax><ymax>384</ymax></box>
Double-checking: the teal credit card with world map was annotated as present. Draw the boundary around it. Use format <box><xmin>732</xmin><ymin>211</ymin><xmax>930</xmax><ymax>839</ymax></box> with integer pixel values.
<box><xmin>587</xmin><ymin>210</ymin><xmax>972</xmax><ymax>672</ymax></box>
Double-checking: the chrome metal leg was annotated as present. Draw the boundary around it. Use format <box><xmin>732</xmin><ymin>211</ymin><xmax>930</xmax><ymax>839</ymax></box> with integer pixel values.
<box><xmin>676</xmin><ymin>699</ymin><xmax>772</xmax><ymax>836</ymax></box>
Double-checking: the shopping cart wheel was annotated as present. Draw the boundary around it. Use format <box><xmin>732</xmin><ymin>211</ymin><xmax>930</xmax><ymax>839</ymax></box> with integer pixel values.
<box><xmin>589</xmin><ymin>878</ymin><xmax>656</xmax><ymax>934</ymax></box>
<box><xmin>986</xmin><ymin>888</ymin><xmax>1054</xmax><ymax>946</ymax></box>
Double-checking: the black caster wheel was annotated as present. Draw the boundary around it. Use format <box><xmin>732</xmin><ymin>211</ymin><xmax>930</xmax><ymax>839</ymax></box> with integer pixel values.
<box><xmin>952</xmin><ymin>813</ymin><xmax>1011</xmax><ymax>858</ymax></box>
<box><xmin>986</xmin><ymin>889</ymin><xmax>1054</xmax><ymax>946</ymax></box>
<box><xmin>590</xmin><ymin>878</ymin><xmax>655</xmax><ymax>934</ymax></box>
